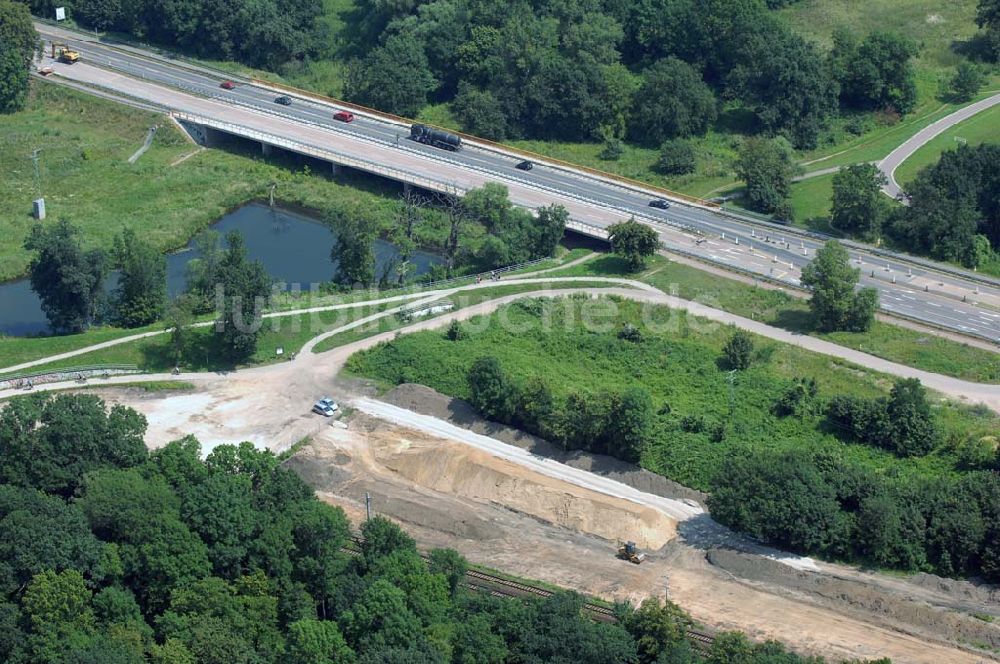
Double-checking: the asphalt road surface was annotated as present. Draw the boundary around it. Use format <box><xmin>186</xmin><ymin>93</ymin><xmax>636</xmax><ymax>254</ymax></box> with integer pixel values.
<box><xmin>34</xmin><ymin>25</ymin><xmax>1000</xmax><ymax>343</ymax></box>
<box><xmin>879</xmin><ymin>92</ymin><xmax>1000</xmax><ymax>200</ymax></box>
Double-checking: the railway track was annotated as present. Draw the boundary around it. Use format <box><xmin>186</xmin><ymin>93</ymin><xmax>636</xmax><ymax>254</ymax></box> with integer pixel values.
<box><xmin>345</xmin><ymin>537</ymin><xmax>715</xmax><ymax>650</ymax></box>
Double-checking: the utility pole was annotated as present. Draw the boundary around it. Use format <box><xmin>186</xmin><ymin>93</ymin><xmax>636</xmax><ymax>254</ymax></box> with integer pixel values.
<box><xmin>726</xmin><ymin>369</ymin><xmax>737</xmax><ymax>419</ymax></box>
<box><xmin>30</xmin><ymin>148</ymin><xmax>43</xmax><ymax>199</ymax></box>
<box><xmin>365</xmin><ymin>492</ymin><xmax>372</xmax><ymax>521</ymax></box>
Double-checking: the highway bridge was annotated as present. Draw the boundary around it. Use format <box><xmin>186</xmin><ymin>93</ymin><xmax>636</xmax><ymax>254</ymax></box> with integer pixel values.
<box><xmin>32</xmin><ymin>24</ymin><xmax>1000</xmax><ymax>344</ymax></box>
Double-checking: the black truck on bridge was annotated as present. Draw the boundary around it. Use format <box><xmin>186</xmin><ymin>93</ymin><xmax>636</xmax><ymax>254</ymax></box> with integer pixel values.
<box><xmin>410</xmin><ymin>124</ymin><xmax>462</xmax><ymax>151</ymax></box>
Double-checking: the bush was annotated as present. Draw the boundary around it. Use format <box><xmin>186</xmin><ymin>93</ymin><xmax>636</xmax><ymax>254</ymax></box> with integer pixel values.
<box><xmin>655</xmin><ymin>139</ymin><xmax>697</xmax><ymax>175</ymax></box>
<box><xmin>445</xmin><ymin>320</ymin><xmax>466</xmax><ymax>341</ymax></box>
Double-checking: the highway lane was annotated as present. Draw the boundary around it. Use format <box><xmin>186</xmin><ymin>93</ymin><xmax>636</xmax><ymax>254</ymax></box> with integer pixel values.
<box><xmin>35</xmin><ymin>27</ymin><xmax>1000</xmax><ymax>343</ymax></box>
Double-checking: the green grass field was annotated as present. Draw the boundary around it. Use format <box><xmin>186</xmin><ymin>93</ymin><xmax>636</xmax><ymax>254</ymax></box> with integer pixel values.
<box><xmin>0</xmin><ymin>302</ymin><xmax>398</xmax><ymax>379</ymax></box>
<box><xmin>893</xmin><ymin>104</ymin><xmax>1000</xmax><ymax>184</ymax></box>
<box><xmin>345</xmin><ymin>296</ymin><xmax>998</xmax><ymax>490</ymax></box>
<box><xmin>310</xmin><ymin>279</ymin><xmax>621</xmax><ymax>352</ymax></box>
<box><xmin>556</xmin><ymin>254</ymin><xmax>1000</xmax><ymax>383</ymax></box>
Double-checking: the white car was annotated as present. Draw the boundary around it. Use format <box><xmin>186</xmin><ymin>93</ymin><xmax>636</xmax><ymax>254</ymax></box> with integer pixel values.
<box><xmin>312</xmin><ymin>397</ymin><xmax>339</xmax><ymax>417</ymax></box>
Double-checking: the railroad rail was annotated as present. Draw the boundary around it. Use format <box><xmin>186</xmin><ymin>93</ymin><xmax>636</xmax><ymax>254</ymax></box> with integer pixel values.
<box><xmin>344</xmin><ymin>537</ymin><xmax>715</xmax><ymax>651</ymax></box>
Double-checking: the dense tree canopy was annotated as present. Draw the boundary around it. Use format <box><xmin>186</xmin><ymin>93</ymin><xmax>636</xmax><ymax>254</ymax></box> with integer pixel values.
<box><xmin>112</xmin><ymin>227</ymin><xmax>167</xmax><ymax>328</ymax></box>
<box><xmin>214</xmin><ymin>231</ymin><xmax>272</xmax><ymax>361</ymax></box>
<box><xmin>607</xmin><ymin>218</ymin><xmax>661</xmax><ymax>271</ymax></box>
<box><xmin>24</xmin><ymin>218</ymin><xmax>108</xmax><ymax>334</ymax></box>
<box><xmin>830</xmin><ymin>163</ymin><xmax>890</xmax><ymax>240</ymax></box>
<box><xmin>735</xmin><ymin>138</ymin><xmax>796</xmax><ymax>214</ymax></box>
<box><xmin>67</xmin><ymin>0</ymin><xmax>324</xmax><ymax>69</ymax></box>
<box><xmin>831</xmin><ymin>30</ymin><xmax>918</xmax><ymax>114</ymax></box>
<box><xmin>890</xmin><ymin>144</ymin><xmax>1000</xmax><ymax>268</ymax></box>
<box><xmin>628</xmin><ymin>57</ymin><xmax>717</xmax><ymax>146</ymax></box>
<box><xmin>0</xmin><ymin>0</ymin><xmax>38</xmax><ymax>113</ymax></box>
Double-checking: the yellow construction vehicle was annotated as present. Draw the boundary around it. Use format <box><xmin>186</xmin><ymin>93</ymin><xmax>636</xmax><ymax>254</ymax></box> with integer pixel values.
<box><xmin>617</xmin><ymin>540</ymin><xmax>646</xmax><ymax>564</ymax></box>
<box><xmin>51</xmin><ymin>43</ymin><xmax>80</xmax><ymax>64</ymax></box>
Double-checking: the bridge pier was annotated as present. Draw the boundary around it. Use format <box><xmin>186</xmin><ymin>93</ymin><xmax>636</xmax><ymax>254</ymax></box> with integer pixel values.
<box><xmin>403</xmin><ymin>182</ymin><xmax>412</xmax><ymax>194</ymax></box>
<box><xmin>331</xmin><ymin>162</ymin><xmax>340</xmax><ymax>177</ymax></box>
<box><xmin>261</xmin><ymin>142</ymin><xmax>272</xmax><ymax>156</ymax></box>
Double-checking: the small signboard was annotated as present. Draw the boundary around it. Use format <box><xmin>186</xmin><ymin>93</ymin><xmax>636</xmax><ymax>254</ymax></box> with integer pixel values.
<box><xmin>55</xmin><ymin>7</ymin><xmax>66</xmax><ymax>20</ymax></box>
<box><xmin>275</xmin><ymin>346</ymin><xmax>284</xmax><ymax>356</ymax></box>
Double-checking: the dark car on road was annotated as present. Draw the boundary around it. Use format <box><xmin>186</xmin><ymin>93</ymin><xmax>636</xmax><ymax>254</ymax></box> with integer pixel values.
<box><xmin>274</xmin><ymin>95</ymin><xmax>292</xmax><ymax>106</ymax></box>
<box><xmin>220</xmin><ymin>80</ymin><xmax>236</xmax><ymax>90</ymax></box>
<box><xmin>649</xmin><ymin>198</ymin><xmax>671</xmax><ymax>210</ymax></box>
<box><xmin>515</xmin><ymin>160</ymin><xmax>533</xmax><ymax>171</ymax></box>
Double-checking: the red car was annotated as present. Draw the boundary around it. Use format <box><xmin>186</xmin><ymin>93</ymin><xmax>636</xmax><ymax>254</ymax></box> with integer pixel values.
<box><xmin>333</xmin><ymin>110</ymin><xmax>355</xmax><ymax>123</ymax></box>
<box><xmin>220</xmin><ymin>80</ymin><xmax>236</xmax><ymax>90</ymax></box>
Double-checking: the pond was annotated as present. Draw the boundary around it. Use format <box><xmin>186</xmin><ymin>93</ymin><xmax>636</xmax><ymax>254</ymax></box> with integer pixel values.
<box><xmin>0</xmin><ymin>203</ymin><xmax>441</xmax><ymax>337</ymax></box>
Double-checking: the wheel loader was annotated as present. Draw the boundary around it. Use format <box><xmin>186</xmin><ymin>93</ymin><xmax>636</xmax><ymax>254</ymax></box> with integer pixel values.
<box><xmin>617</xmin><ymin>540</ymin><xmax>646</xmax><ymax>564</ymax></box>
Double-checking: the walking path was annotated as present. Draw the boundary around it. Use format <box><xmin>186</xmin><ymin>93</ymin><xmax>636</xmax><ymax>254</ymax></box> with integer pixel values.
<box><xmin>3</xmin><ymin>281</ymin><xmax>999</xmax><ymax>412</ymax></box>
<box><xmin>879</xmin><ymin>93</ymin><xmax>1000</xmax><ymax>200</ymax></box>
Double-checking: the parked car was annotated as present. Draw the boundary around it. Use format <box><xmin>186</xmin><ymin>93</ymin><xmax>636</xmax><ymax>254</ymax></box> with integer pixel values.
<box><xmin>312</xmin><ymin>397</ymin><xmax>339</xmax><ymax>417</ymax></box>
<box><xmin>649</xmin><ymin>198</ymin><xmax>671</xmax><ymax>210</ymax></box>
<box><xmin>333</xmin><ymin>110</ymin><xmax>355</xmax><ymax>123</ymax></box>
<box><xmin>220</xmin><ymin>80</ymin><xmax>236</xmax><ymax>90</ymax></box>
<box><xmin>515</xmin><ymin>160</ymin><xmax>534</xmax><ymax>171</ymax></box>
<box><xmin>274</xmin><ymin>95</ymin><xmax>292</xmax><ymax>106</ymax></box>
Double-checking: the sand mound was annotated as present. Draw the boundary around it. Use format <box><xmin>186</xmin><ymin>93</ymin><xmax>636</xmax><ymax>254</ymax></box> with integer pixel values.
<box><xmin>371</xmin><ymin>429</ymin><xmax>677</xmax><ymax>549</ymax></box>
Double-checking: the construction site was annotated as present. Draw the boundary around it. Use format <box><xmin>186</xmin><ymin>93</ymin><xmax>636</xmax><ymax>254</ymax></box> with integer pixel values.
<box><xmin>90</xmin><ymin>375</ymin><xmax>1000</xmax><ymax>664</ymax></box>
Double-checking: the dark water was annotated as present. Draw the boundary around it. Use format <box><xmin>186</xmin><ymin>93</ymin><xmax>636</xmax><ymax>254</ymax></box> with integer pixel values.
<box><xmin>0</xmin><ymin>203</ymin><xmax>441</xmax><ymax>337</ymax></box>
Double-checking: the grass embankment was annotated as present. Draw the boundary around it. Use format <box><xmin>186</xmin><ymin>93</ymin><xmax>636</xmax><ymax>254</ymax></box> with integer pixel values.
<box><xmin>346</xmin><ymin>295</ymin><xmax>999</xmax><ymax>490</ymax></box>
<box><xmin>310</xmin><ymin>279</ymin><xmax>620</xmax><ymax>352</ymax></box>
<box><xmin>556</xmin><ymin>254</ymin><xmax>1000</xmax><ymax>383</ymax></box>
<box><xmin>0</xmin><ymin>81</ymin><xmax>482</xmax><ymax>283</ymax></box>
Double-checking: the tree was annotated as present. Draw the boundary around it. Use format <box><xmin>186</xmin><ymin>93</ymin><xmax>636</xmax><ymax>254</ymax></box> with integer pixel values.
<box><xmin>800</xmin><ymin>240</ymin><xmax>878</xmax><ymax>332</ymax></box>
<box><xmin>24</xmin><ymin>218</ymin><xmax>108</xmax><ymax>334</ymax></box>
<box><xmin>729</xmin><ymin>30</ymin><xmax>836</xmax><ymax>148</ymax></box>
<box><xmin>605</xmin><ymin>387</ymin><xmax>653</xmax><ymax>462</ymax></box>
<box><xmin>655</xmin><ymin>139</ymin><xmax>697</xmax><ymax>176</ymax></box>
<box><xmin>285</xmin><ymin>619</ymin><xmax>354</xmax><ymax>664</ymax></box>
<box><xmin>360</xmin><ymin>516</ymin><xmax>416</xmax><ymax>569</ymax></box>
<box><xmin>467</xmin><ymin>356</ymin><xmax>517</xmax><ymax>423</ymax></box>
<box><xmin>623</xmin><ymin>599</ymin><xmax>691</xmax><ymax>663</ymax></box>
<box><xmin>427</xmin><ymin>548</ymin><xmax>467</xmax><ymax>598</ymax></box>
<box><xmin>74</xmin><ymin>0</ymin><xmax>125</xmax><ymax>31</ymax></box>
<box><xmin>164</xmin><ymin>295</ymin><xmax>195</xmax><ymax>367</ymax></box>
<box><xmin>628</xmin><ymin>57</ymin><xmax>717</xmax><ymax>146</ymax></box>
<box><xmin>708</xmin><ymin>450</ymin><xmax>850</xmax><ymax>554</ymax></box>
<box><xmin>21</xmin><ymin>569</ymin><xmax>95</xmax><ymax>661</ymax></box>
<box><xmin>722</xmin><ymin>328</ymin><xmax>754</xmax><ymax>370</ymax></box>
<box><xmin>0</xmin><ymin>0</ymin><xmax>39</xmax><ymax>114</ymax></box>
<box><xmin>734</xmin><ymin>137</ymin><xmax>795</xmax><ymax>214</ymax></box>
<box><xmin>885</xmin><ymin>378</ymin><xmax>939</xmax><ymax>457</ymax></box>
<box><xmin>344</xmin><ymin>33</ymin><xmax>437</xmax><ymax>116</ymax></box>
<box><xmin>215</xmin><ymin>231</ymin><xmax>271</xmax><ymax>361</ymax></box>
<box><xmin>0</xmin><ymin>393</ymin><xmax>147</xmax><ymax>496</ymax></box>
<box><xmin>834</xmin><ymin>31</ymin><xmax>918</xmax><ymax>114</ymax></box>
<box><xmin>0</xmin><ymin>486</ymin><xmax>106</xmax><ymax>596</ymax></box>
<box><xmin>607</xmin><ymin>218</ymin><xmax>660</xmax><ymax>271</ymax></box>
<box><xmin>112</xmin><ymin>227</ymin><xmax>167</xmax><ymax>327</ymax></box>
<box><xmin>949</xmin><ymin>62</ymin><xmax>985</xmax><ymax>102</ymax></box>
<box><xmin>831</xmin><ymin>164</ymin><xmax>890</xmax><ymax>239</ymax></box>
<box><xmin>453</xmin><ymin>83</ymin><xmax>509</xmax><ymax>140</ymax></box>
<box><xmin>977</xmin><ymin>0</ymin><xmax>1000</xmax><ymax>61</ymax></box>
<box><xmin>532</xmin><ymin>204</ymin><xmax>568</xmax><ymax>259</ymax></box>
<box><xmin>185</xmin><ymin>230</ymin><xmax>225</xmax><ymax>312</ymax></box>
<box><xmin>332</xmin><ymin>213</ymin><xmax>376</xmax><ymax>288</ymax></box>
